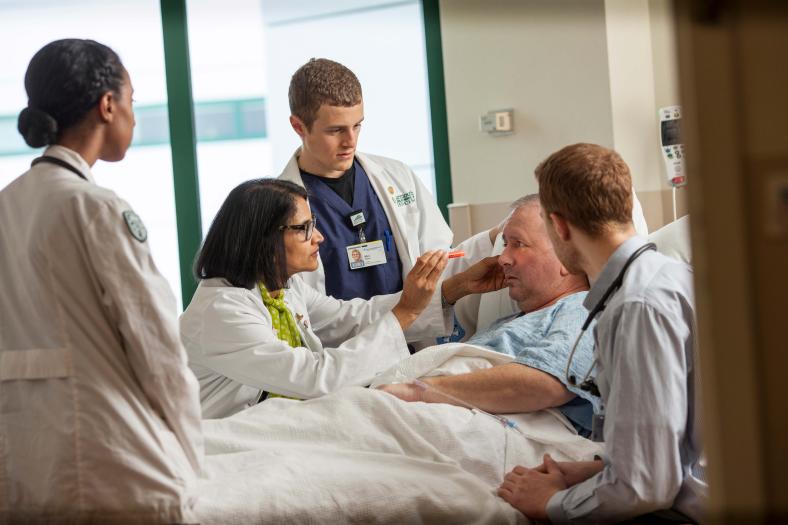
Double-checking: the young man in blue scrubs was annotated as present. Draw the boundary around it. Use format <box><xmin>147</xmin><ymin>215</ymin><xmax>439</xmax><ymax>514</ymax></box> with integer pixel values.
<box><xmin>278</xmin><ymin>58</ymin><xmax>453</xmax><ymax>305</ymax></box>
<box><xmin>498</xmin><ymin>144</ymin><xmax>706</xmax><ymax>523</ymax></box>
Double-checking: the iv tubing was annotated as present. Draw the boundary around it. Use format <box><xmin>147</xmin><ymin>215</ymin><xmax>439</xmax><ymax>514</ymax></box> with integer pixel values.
<box><xmin>412</xmin><ymin>379</ymin><xmax>524</xmax><ymax>435</ymax></box>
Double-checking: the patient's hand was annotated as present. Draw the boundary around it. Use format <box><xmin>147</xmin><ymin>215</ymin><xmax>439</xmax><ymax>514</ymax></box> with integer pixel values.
<box><xmin>464</xmin><ymin>256</ymin><xmax>506</xmax><ymax>294</ymax></box>
<box><xmin>377</xmin><ymin>383</ymin><xmax>423</xmax><ymax>402</ymax></box>
<box><xmin>441</xmin><ymin>256</ymin><xmax>505</xmax><ymax>305</ymax></box>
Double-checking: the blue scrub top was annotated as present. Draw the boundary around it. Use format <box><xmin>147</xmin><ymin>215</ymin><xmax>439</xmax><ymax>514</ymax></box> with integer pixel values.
<box><xmin>300</xmin><ymin>159</ymin><xmax>403</xmax><ymax>300</ymax></box>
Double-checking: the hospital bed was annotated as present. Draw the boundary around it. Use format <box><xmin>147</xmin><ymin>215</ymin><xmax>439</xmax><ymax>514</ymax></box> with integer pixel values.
<box><xmin>195</xmin><ymin>344</ymin><xmax>602</xmax><ymax>524</ymax></box>
<box><xmin>193</xmin><ymin>216</ymin><xmax>691</xmax><ymax>523</ymax></box>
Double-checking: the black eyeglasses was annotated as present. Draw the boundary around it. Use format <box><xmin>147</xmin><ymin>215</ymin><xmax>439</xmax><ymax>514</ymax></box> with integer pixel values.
<box><xmin>279</xmin><ymin>215</ymin><xmax>317</xmax><ymax>241</ymax></box>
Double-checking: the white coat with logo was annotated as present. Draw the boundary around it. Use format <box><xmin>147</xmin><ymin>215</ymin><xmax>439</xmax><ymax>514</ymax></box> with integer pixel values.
<box><xmin>278</xmin><ymin>149</ymin><xmax>454</xmax><ymax>332</ymax></box>
<box><xmin>0</xmin><ymin>146</ymin><xmax>203</xmax><ymax>524</ymax></box>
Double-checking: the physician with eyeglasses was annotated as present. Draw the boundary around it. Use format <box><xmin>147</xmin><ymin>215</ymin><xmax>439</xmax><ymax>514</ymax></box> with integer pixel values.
<box><xmin>179</xmin><ymin>179</ymin><xmax>503</xmax><ymax>418</ymax></box>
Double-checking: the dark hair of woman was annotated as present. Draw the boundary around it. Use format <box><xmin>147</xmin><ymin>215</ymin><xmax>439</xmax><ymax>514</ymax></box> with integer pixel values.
<box><xmin>195</xmin><ymin>179</ymin><xmax>309</xmax><ymax>290</ymax></box>
<box><xmin>17</xmin><ymin>38</ymin><xmax>125</xmax><ymax>148</ymax></box>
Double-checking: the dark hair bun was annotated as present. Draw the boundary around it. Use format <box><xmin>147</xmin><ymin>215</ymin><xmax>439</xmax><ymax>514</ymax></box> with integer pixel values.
<box><xmin>17</xmin><ymin>106</ymin><xmax>58</xmax><ymax>148</ymax></box>
<box><xmin>19</xmin><ymin>39</ymin><xmax>124</xmax><ymax>149</ymax></box>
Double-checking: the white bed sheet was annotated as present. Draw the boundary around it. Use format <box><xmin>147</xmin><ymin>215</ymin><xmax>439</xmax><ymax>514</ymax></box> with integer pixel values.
<box><xmin>194</xmin><ymin>344</ymin><xmax>602</xmax><ymax>524</ymax></box>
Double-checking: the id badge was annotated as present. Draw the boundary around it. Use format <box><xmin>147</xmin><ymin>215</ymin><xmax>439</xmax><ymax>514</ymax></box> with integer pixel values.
<box><xmin>346</xmin><ymin>240</ymin><xmax>387</xmax><ymax>270</ymax></box>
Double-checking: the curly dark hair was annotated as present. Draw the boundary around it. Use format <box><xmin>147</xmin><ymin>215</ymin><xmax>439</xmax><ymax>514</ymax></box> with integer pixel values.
<box><xmin>17</xmin><ymin>39</ymin><xmax>125</xmax><ymax>148</ymax></box>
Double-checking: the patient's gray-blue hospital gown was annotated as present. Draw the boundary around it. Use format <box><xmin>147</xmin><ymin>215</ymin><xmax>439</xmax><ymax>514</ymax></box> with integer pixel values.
<box><xmin>467</xmin><ymin>292</ymin><xmax>597</xmax><ymax>435</ymax></box>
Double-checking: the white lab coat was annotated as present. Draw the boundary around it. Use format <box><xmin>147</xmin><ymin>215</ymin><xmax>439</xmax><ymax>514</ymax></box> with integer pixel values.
<box><xmin>181</xmin><ymin>276</ymin><xmax>450</xmax><ymax>418</ymax></box>
<box><xmin>0</xmin><ymin>146</ymin><xmax>203</xmax><ymax>524</ymax></box>
<box><xmin>278</xmin><ymin>149</ymin><xmax>454</xmax><ymax>303</ymax></box>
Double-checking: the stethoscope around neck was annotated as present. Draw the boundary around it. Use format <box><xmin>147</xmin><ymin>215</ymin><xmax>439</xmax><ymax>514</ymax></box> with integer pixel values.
<box><xmin>31</xmin><ymin>155</ymin><xmax>88</xmax><ymax>180</ymax></box>
<box><xmin>564</xmin><ymin>242</ymin><xmax>657</xmax><ymax>398</ymax></box>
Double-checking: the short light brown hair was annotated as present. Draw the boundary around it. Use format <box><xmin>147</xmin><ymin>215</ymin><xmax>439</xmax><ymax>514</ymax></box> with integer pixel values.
<box><xmin>535</xmin><ymin>143</ymin><xmax>632</xmax><ymax>236</ymax></box>
<box><xmin>288</xmin><ymin>58</ymin><xmax>362</xmax><ymax>129</ymax></box>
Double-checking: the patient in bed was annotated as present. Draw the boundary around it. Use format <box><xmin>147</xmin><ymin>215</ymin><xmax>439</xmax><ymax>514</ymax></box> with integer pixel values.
<box><xmin>379</xmin><ymin>195</ymin><xmax>598</xmax><ymax>436</ymax></box>
<box><xmin>189</xmin><ymin>196</ymin><xmax>605</xmax><ymax>522</ymax></box>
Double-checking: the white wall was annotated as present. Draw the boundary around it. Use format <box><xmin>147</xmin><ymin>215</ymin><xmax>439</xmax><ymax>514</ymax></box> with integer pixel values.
<box><xmin>648</xmin><ymin>0</ymin><xmax>680</xmax><ymax>125</ymax></box>
<box><xmin>440</xmin><ymin>0</ymin><xmax>615</xmax><ymax>205</ymax></box>
<box><xmin>605</xmin><ymin>0</ymin><xmax>661</xmax><ymax>194</ymax></box>
<box><xmin>606</xmin><ymin>0</ymin><xmax>684</xmax><ymax>228</ymax></box>
<box><xmin>439</xmin><ymin>0</ymin><xmax>681</xmax><ymax>228</ymax></box>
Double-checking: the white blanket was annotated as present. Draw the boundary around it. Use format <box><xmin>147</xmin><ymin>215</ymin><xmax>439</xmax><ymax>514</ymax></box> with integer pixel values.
<box><xmin>195</xmin><ymin>344</ymin><xmax>602</xmax><ymax>524</ymax></box>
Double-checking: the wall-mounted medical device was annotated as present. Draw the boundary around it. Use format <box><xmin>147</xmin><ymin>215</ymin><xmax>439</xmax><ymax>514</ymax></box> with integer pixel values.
<box><xmin>659</xmin><ymin>105</ymin><xmax>686</xmax><ymax>187</ymax></box>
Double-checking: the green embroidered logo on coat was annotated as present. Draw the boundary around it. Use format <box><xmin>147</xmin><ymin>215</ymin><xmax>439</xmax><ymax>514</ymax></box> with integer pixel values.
<box><xmin>122</xmin><ymin>210</ymin><xmax>147</xmax><ymax>242</ymax></box>
<box><xmin>392</xmin><ymin>191</ymin><xmax>416</xmax><ymax>207</ymax></box>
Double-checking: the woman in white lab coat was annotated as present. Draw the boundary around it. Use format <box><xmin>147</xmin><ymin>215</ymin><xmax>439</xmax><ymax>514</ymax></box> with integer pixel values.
<box><xmin>180</xmin><ymin>179</ymin><xmax>501</xmax><ymax>418</ymax></box>
<box><xmin>0</xmin><ymin>40</ymin><xmax>202</xmax><ymax>523</ymax></box>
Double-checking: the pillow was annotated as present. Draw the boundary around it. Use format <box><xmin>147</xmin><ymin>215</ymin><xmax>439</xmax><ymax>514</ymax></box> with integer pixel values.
<box><xmin>647</xmin><ymin>215</ymin><xmax>692</xmax><ymax>264</ymax></box>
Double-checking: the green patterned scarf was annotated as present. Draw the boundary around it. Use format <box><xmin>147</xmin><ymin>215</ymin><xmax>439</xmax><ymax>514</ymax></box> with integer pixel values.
<box><xmin>258</xmin><ymin>282</ymin><xmax>302</xmax><ymax>401</ymax></box>
<box><xmin>258</xmin><ymin>282</ymin><xmax>302</xmax><ymax>347</ymax></box>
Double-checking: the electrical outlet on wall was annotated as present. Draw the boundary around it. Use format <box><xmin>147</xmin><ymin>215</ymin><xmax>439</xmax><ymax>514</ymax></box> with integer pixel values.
<box><xmin>479</xmin><ymin>109</ymin><xmax>514</xmax><ymax>136</ymax></box>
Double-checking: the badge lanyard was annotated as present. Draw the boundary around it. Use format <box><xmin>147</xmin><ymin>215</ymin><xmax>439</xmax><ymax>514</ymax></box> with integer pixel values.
<box><xmin>347</xmin><ymin>210</ymin><xmax>367</xmax><ymax>243</ymax></box>
<box><xmin>345</xmin><ymin>209</ymin><xmax>388</xmax><ymax>270</ymax></box>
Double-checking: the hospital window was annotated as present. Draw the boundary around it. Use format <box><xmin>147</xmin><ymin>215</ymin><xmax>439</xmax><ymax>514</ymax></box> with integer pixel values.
<box><xmin>0</xmin><ymin>0</ymin><xmax>449</xmax><ymax>309</ymax></box>
<box><xmin>0</xmin><ymin>0</ymin><xmax>184</xmax><ymax>308</ymax></box>
<box><xmin>186</xmin><ymin>0</ymin><xmax>438</xmax><ymax>231</ymax></box>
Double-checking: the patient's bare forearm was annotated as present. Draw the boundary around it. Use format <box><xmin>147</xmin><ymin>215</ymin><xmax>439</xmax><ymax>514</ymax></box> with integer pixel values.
<box><xmin>440</xmin><ymin>273</ymin><xmax>468</xmax><ymax>306</ymax></box>
<box><xmin>419</xmin><ymin>363</ymin><xmax>574</xmax><ymax>414</ymax></box>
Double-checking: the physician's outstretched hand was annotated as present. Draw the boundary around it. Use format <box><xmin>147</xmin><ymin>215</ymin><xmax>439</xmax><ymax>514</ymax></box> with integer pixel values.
<box><xmin>392</xmin><ymin>250</ymin><xmax>447</xmax><ymax>330</ymax></box>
